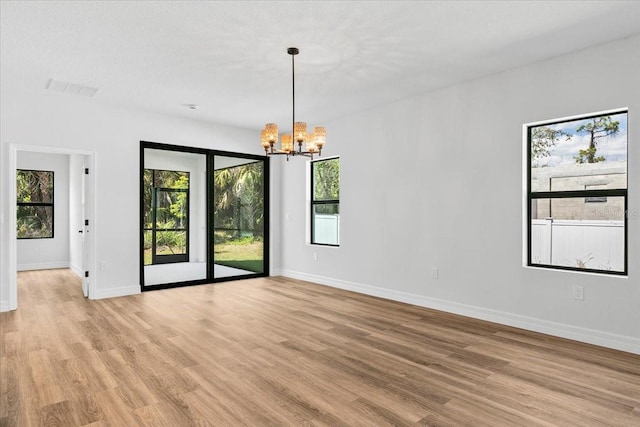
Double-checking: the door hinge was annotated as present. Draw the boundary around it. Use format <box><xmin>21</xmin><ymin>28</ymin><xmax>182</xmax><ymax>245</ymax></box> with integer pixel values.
<box><xmin>85</xmin><ymin>168</ymin><xmax>89</xmax><ymax>175</ymax></box>
<box><xmin>84</xmin><ymin>271</ymin><xmax>89</xmax><ymax>278</ymax></box>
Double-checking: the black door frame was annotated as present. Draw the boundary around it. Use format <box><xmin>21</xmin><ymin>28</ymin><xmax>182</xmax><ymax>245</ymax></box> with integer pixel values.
<box><xmin>151</xmin><ymin>185</ymin><xmax>190</xmax><ymax>265</ymax></box>
<box><xmin>139</xmin><ymin>141</ymin><xmax>270</xmax><ymax>291</ymax></box>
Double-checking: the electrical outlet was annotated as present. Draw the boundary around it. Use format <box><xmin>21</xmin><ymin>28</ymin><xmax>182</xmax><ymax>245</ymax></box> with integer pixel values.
<box><xmin>313</xmin><ymin>252</ymin><xmax>318</xmax><ymax>262</ymax></box>
<box><xmin>573</xmin><ymin>285</ymin><xmax>584</xmax><ymax>301</ymax></box>
<box><xmin>431</xmin><ymin>268</ymin><xmax>439</xmax><ymax>279</ymax></box>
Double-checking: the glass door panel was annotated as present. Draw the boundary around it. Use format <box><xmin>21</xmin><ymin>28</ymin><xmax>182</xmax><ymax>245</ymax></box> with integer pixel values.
<box><xmin>152</xmin><ymin>187</ymin><xmax>188</xmax><ymax>264</ymax></box>
<box><xmin>212</xmin><ymin>155</ymin><xmax>265</xmax><ymax>279</ymax></box>
<box><xmin>142</xmin><ymin>147</ymin><xmax>207</xmax><ymax>286</ymax></box>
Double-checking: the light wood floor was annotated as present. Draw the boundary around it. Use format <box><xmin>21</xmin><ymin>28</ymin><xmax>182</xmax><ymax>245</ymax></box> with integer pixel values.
<box><xmin>1</xmin><ymin>269</ymin><xmax>639</xmax><ymax>426</ymax></box>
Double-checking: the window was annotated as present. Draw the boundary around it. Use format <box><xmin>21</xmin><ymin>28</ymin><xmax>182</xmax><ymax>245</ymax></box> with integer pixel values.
<box><xmin>16</xmin><ymin>170</ymin><xmax>54</xmax><ymax>239</ymax></box>
<box><xmin>584</xmin><ymin>184</ymin><xmax>607</xmax><ymax>203</ymax></box>
<box><xmin>143</xmin><ymin>169</ymin><xmax>189</xmax><ymax>265</ymax></box>
<box><xmin>527</xmin><ymin>110</ymin><xmax>627</xmax><ymax>275</ymax></box>
<box><xmin>311</xmin><ymin>157</ymin><xmax>340</xmax><ymax>246</ymax></box>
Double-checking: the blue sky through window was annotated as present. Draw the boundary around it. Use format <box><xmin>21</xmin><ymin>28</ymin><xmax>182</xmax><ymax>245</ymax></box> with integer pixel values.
<box><xmin>533</xmin><ymin>112</ymin><xmax>627</xmax><ymax>168</ymax></box>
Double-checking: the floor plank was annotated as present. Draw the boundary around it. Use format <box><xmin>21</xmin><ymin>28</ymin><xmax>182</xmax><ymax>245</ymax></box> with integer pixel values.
<box><xmin>1</xmin><ymin>269</ymin><xmax>639</xmax><ymax>426</ymax></box>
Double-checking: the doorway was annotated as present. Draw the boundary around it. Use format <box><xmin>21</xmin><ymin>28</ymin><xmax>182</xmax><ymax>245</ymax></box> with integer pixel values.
<box><xmin>8</xmin><ymin>144</ymin><xmax>96</xmax><ymax>310</ymax></box>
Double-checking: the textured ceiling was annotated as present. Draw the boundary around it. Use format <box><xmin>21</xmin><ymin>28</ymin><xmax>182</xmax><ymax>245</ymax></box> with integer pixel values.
<box><xmin>2</xmin><ymin>1</ymin><xmax>640</xmax><ymax>131</ymax></box>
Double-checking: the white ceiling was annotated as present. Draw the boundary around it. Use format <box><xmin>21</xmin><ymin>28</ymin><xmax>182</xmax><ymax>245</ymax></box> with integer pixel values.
<box><xmin>2</xmin><ymin>1</ymin><xmax>640</xmax><ymax>131</ymax></box>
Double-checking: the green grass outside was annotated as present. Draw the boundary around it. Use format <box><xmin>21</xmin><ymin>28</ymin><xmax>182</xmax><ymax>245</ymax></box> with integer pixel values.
<box><xmin>143</xmin><ymin>246</ymin><xmax>184</xmax><ymax>265</ymax></box>
<box><xmin>214</xmin><ymin>240</ymin><xmax>263</xmax><ymax>273</ymax></box>
<box><xmin>143</xmin><ymin>240</ymin><xmax>264</xmax><ymax>273</ymax></box>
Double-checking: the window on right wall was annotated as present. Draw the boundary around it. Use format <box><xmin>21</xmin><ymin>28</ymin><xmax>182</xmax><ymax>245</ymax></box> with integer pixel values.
<box><xmin>527</xmin><ymin>110</ymin><xmax>628</xmax><ymax>275</ymax></box>
<box><xmin>311</xmin><ymin>157</ymin><xmax>340</xmax><ymax>246</ymax></box>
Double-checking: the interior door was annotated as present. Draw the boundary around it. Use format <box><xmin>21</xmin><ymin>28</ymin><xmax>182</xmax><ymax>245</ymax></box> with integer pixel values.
<box><xmin>81</xmin><ymin>156</ymin><xmax>90</xmax><ymax>297</ymax></box>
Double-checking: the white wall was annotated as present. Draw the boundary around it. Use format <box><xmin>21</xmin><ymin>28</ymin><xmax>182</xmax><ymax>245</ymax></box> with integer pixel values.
<box><xmin>16</xmin><ymin>151</ymin><xmax>70</xmax><ymax>271</ymax></box>
<box><xmin>278</xmin><ymin>35</ymin><xmax>640</xmax><ymax>354</ymax></box>
<box><xmin>1</xmin><ymin>90</ymin><xmax>268</xmax><ymax>305</ymax></box>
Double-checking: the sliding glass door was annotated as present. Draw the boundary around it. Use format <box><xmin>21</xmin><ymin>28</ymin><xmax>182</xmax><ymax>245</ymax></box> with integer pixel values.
<box><xmin>140</xmin><ymin>142</ymin><xmax>268</xmax><ymax>290</ymax></box>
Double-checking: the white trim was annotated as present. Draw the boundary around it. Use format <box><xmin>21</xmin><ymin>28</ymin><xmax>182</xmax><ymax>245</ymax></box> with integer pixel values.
<box><xmin>279</xmin><ymin>269</ymin><xmax>640</xmax><ymax>355</ymax></box>
<box><xmin>69</xmin><ymin>263</ymin><xmax>83</xmax><ymax>277</ymax></box>
<box><xmin>522</xmin><ymin>120</ymin><xmax>529</xmax><ymax>268</ymax></box>
<box><xmin>305</xmin><ymin>159</ymin><xmax>312</xmax><ymax>245</ymax></box>
<box><xmin>0</xmin><ymin>300</ymin><xmax>10</xmax><ymax>312</ymax></box>
<box><xmin>523</xmin><ymin>265</ymin><xmax>628</xmax><ymax>279</ymax></box>
<box><xmin>91</xmin><ymin>285</ymin><xmax>140</xmax><ymax>300</ymax></box>
<box><xmin>17</xmin><ymin>262</ymin><xmax>69</xmax><ymax>272</ymax></box>
<box><xmin>8</xmin><ymin>144</ymin><xmax>97</xmax><ymax>310</ymax></box>
<box><xmin>524</xmin><ymin>107</ymin><xmax>628</xmax><ymax>128</ymax></box>
<box><xmin>8</xmin><ymin>145</ymin><xmax>17</xmax><ymax>311</ymax></box>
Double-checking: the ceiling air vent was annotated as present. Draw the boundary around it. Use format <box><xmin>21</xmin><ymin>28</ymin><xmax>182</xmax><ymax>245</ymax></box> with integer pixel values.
<box><xmin>45</xmin><ymin>79</ymin><xmax>98</xmax><ymax>97</ymax></box>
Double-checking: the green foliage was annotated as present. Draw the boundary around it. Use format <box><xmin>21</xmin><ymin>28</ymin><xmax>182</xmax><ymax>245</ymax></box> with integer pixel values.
<box><xmin>215</xmin><ymin>231</ymin><xmax>262</xmax><ymax>246</ymax></box>
<box><xmin>213</xmin><ymin>162</ymin><xmax>264</xmax><ymax>237</ymax></box>
<box><xmin>531</xmin><ymin>127</ymin><xmax>571</xmax><ymax>167</ymax></box>
<box><xmin>574</xmin><ymin>116</ymin><xmax>619</xmax><ymax>164</ymax></box>
<box><xmin>17</xmin><ymin>170</ymin><xmax>53</xmax><ymax>203</ymax></box>
<box><xmin>313</xmin><ymin>158</ymin><xmax>339</xmax><ymax>200</ymax></box>
<box><xmin>143</xmin><ymin>169</ymin><xmax>189</xmax><ymax>263</ymax></box>
<box><xmin>143</xmin><ymin>170</ymin><xmax>189</xmax><ymax>229</ymax></box>
<box><xmin>575</xmin><ymin>148</ymin><xmax>604</xmax><ymax>164</ymax></box>
<box><xmin>155</xmin><ymin>231</ymin><xmax>186</xmax><ymax>254</ymax></box>
<box><xmin>17</xmin><ymin>206</ymin><xmax>53</xmax><ymax>238</ymax></box>
<box><xmin>16</xmin><ymin>170</ymin><xmax>54</xmax><ymax>238</ymax></box>
<box><xmin>314</xmin><ymin>204</ymin><xmax>339</xmax><ymax>215</ymax></box>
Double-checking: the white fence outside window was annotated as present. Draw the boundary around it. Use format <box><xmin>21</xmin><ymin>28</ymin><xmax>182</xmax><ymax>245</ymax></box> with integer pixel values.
<box><xmin>531</xmin><ymin>219</ymin><xmax>624</xmax><ymax>272</ymax></box>
<box><xmin>314</xmin><ymin>214</ymin><xmax>340</xmax><ymax>245</ymax></box>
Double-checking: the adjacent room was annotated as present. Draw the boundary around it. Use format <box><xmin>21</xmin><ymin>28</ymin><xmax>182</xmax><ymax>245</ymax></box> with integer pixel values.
<box><xmin>1</xmin><ymin>1</ymin><xmax>639</xmax><ymax>425</ymax></box>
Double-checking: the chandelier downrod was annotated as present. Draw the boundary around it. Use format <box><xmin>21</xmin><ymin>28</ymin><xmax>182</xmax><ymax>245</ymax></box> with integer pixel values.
<box><xmin>289</xmin><ymin>47</ymin><xmax>298</xmax><ymax>154</ymax></box>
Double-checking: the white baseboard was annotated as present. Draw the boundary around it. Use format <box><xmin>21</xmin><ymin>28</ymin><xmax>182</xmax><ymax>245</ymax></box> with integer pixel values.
<box><xmin>278</xmin><ymin>269</ymin><xmax>640</xmax><ymax>355</ymax></box>
<box><xmin>17</xmin><ymin>261</ymin><xmax>70</xmax><ymax>272</ymax></box>
<box><xmin>0</xmin><ymin>300</ymin><xmax>11</xmax><ymax>313</ymax></box>
<box><xmin>69</xmin><ymin>263</ymin><xmax>83</xmax><ymax>277</ymax></box>
<box><xmin>91</xmin><ymin>285</ymin><xmax>140</xmax><ymax>300</ymax></box>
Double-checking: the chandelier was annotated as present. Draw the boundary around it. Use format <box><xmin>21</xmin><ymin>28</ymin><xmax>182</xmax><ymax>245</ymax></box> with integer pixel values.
<box><xmin>261</xmin><ymin>47</ymin><xmax>326</xmax><ymax>160</ymax></box>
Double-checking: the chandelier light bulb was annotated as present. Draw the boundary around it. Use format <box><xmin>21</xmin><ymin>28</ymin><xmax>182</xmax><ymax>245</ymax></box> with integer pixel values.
<box><xmin>281</xmin><ymin>134</ymin><xmax>293</xmax><ymax>153</ymax></box>
<box><xmin>313</xmin><ymin>127</ymin><xmax>326</xmax><ymax>148</ymax></box>
<box><xmin>294</xmin><ymin>122</ymin><xmax>307</xmax><ymax>143</ymax></box>
<box><xmin>264</xmin><ymin>123</ymin><xmax>279</xmax><ymax>145</ymax></box>
<box><xmin>305</xmin><ymin>132</ymin><xmax>317</xmax><ymax>152</ymax></box>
